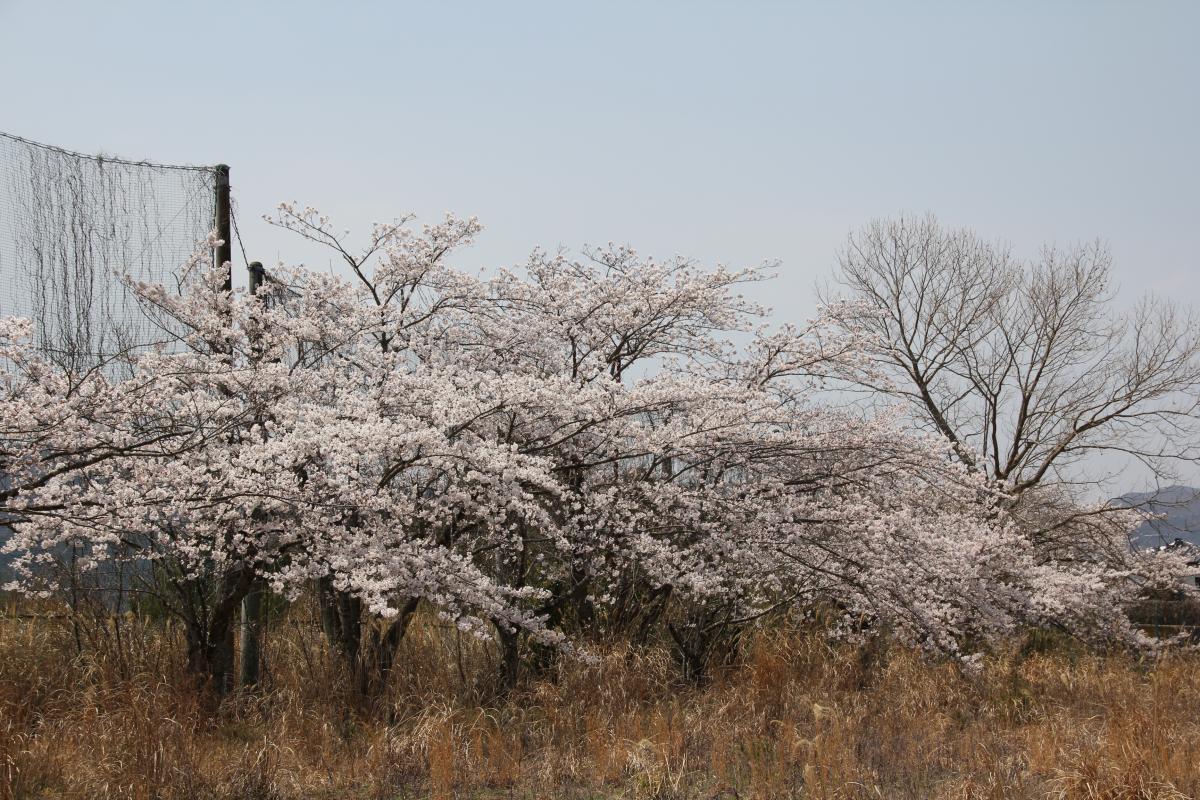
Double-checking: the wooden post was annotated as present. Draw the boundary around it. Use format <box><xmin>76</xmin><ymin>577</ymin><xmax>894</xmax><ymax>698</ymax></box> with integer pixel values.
<box><xmin>209</xmin><ymin>165</ymin><xmax>237</xmax><ymax>693</ymax></box>
<box><xmin>214</xmin><ymin>165</ymin><xmax>232</xmax><ymax>292</ymax></box>
<box><xmin>240</xmin><ymin>260</ymin><xmax>266</xmax><ymax>689</ymax></box>
<box><xmin>247</xmin><ymin>260</ymin><xmax>264</xmax><ymax>295</ymax></box>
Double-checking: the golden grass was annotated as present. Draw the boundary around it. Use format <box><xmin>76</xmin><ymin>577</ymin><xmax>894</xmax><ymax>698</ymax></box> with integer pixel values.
<box><xmin>2</xmin><ymin>605</ymin><xmax>1199</xmax><ymax>799</ymax></box>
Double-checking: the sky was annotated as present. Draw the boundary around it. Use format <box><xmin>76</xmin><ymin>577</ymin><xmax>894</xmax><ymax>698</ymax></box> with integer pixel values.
<box><xmin>2</xmin><ymin>0</ymin><xmax>1197</xmax><ymax>315</ymax></box>
<box><xmin>1</xmin><ymin>0</ymin><xmax>1198</xmax><ymax>492</ymax></box>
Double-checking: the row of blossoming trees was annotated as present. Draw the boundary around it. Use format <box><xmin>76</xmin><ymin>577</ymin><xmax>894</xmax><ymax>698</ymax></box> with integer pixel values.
<box><xmin>2</xmin><ymin>208</ymin><xmax>1197</xmax><ymax>694</ymax></box>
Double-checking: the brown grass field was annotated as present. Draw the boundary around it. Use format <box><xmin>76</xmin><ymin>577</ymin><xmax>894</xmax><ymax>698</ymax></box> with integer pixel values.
<box><xmin>2</xmin><ymin>599</ymin><xmax>1198</xmax><ymax>800</ymax></box>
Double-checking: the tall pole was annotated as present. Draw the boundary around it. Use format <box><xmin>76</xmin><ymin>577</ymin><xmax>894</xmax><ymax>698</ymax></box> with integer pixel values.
<box><xmin>215</xmin><ymin>164</ymin><xmax>232</xmax><ymax>292</ymax></box>
<box><xmin>212</xmin><ymin>164</ymin><xmax>235</xmax><ymax>694</ymax></box>
<box><xmin>240</xmin><ymin>260</ymin><xmax>266</xmax><ymax>689</ymax></box>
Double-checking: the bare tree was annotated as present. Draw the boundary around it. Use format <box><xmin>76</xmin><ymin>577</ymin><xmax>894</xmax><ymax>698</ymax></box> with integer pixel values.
<box><xmin>826</xmin><ymin>214</ymin><xmax>1200</xmax><ymax>534</ymax></box>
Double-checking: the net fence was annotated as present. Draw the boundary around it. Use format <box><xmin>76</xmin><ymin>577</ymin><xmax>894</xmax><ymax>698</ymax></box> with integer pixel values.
<box><xmin>0</xmin><ymin>131</ymin><xmax>221</xmax><ymax>371</ymax></box>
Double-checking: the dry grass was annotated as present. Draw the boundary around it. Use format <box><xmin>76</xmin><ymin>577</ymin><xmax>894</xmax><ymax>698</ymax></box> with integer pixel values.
<box><xmin>2</xmin><ymin>604</ymin><xmax>1199</xmax><ymax>799</ymax></box>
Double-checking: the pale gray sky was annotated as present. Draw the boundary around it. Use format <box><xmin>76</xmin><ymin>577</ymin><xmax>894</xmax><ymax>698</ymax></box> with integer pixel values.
<box><xmin>2</xmin><ymin>0</ymin><xmax>1198</xmax><ymax>491</ymax></box>
<box><xmin>2</xmin><ymin>0</ymin><xmax>1196</xmax><ymax>315</ymax></box>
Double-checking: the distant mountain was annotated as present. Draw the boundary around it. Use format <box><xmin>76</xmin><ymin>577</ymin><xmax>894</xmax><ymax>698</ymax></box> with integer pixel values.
<box><xmin>1117</xmin><ymin>485</ymin><xmax>1200</xmax><ymax>550</ymax></box>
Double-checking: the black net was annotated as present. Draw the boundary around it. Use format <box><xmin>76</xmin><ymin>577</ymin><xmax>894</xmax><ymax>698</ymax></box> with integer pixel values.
<box><xmin>0</xmin><ymin>131</ymin><xmax>221</xmax><ymax>370</ymax></box>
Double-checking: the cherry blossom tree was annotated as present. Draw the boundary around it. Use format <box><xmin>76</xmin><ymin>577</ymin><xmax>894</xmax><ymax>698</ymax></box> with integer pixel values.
<box><xmin>2</xmin><ymin>239</ymin><xmax>564</xmax><ymax>692</ymax></box>
<box><xmin>3</xmin><ymin>209</ymin><xmax>1190</xmax><ymax>695</ymax></box>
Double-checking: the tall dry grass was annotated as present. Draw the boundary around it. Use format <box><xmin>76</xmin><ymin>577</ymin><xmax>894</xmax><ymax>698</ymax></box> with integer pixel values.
<box><xmin>2</xmin><ymin>601</ymin><xmax>1199</xmax><ymax>799</ymax></box>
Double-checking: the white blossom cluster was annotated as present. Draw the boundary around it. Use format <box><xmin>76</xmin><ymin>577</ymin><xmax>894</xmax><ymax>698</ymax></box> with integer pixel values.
<box><xmin>1</xmin><ymin>210</ymin><xmax>1187</xmax><ymax>662</ymax></box>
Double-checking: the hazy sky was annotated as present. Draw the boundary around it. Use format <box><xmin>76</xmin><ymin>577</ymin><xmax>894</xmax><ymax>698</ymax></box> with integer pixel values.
<box><xmin>2</xmin><ymin>0</ymin><xmax>1197</xmax><ymax>321</ymax></box>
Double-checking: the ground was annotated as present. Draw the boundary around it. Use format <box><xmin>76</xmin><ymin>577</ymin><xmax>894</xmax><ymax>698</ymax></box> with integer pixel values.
<box><xmin>3</xmin><ymin>604</ymin><xmax>1198</xmax><ymax>800</ymax></box>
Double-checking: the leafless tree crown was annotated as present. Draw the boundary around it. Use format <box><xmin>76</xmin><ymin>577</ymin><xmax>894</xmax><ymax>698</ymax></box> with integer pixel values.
<box><xmin>829</xmin><ymin>213</ymin><xmax>1200</xmax><ymax>497</ymax></box>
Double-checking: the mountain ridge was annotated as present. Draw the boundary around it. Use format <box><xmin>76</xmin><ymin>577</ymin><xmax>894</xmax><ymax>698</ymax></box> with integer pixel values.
<box><xmin>1117</xmin><ymin>485</ymin><xmax>1200</xmax><ymax>550</ymax></box>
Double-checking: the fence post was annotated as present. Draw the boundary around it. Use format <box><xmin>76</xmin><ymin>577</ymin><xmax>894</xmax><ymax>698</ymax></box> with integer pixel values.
<box><xmin>215</xmin><ymin>165</ymin><xmax>232</xmax><ymax>292</ymax></box>
<box><xmin>247</xmin><ymin>260</ymin><xmax>264</xmax><ymax>295</ymax></box>
<box><xmin>240</xmin><ymin>261</ymin><xmax>267</xmax><ymax>689</ymax></box>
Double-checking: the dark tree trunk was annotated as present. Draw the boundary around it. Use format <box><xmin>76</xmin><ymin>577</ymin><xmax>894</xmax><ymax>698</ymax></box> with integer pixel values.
<box><xmin>496</xmin><ymin>625</ymin><xmax>521</xmax><ymax>693</ymax></box>
<box><xmin>491</xmin><ymin>522</ymin><xmax>528</xmax><ymax>693</ymax></box>
<box><xmin>570</xmin><ymin>565</ymin><xmax>595</xmax><ymax>632</ymax></box>
<box><xmin>181</xmin><ymin>569</ymin><xmax>253</xmax><ymax>696</ymax></box>
<box><xmin>633</xmin><ymin>585</ymin><xmax>672</xmax><ymax>646</ymax></box>
<box><xmin>318</xmin><ymin>576</ymin><xmax>363</xmax><ymax>686</ymax></box>
<box><xmin>369</xmin><ymin>596</ymin><xmax>420</xmax><ymax>691</ymax></box>
<box><xmin>317</xmin><ymin>577</ymin><xmax>418</xmax><ymax>696</ymax></box>
<box><xmin>667</xmin><ymin>605</ymin><xmax>743</xmax><ymax>686</ymax></box>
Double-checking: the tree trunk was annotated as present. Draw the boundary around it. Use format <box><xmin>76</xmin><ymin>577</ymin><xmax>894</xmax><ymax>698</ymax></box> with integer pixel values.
<box><xmin>317</xmin><ymin>578</ymin><xmax>419</xmax><ymax>696</ymax></box>
<box><xmin>570</xmin><ymin>565</ymin><xmax>595</xmax><ymax>632</ymax></box>
<box><xmin>496</xmin><ymin>625</ymin><xmax>521</xmax><ymax>693</ymax></box>
<box><xmin>318</xmin><ymin>576</ymin><xmax>363</xmax><ymax>683</ymax></box>
<box><xmin>491</xmin><ymin>524</ymin><xmax>528</xmax><ymax>693</ymax></box>
<box><xmin>181</xmin><ymin>568</ymin><xmax>254</xmax><ymax>696</ymax></box>
<box><xmin>183</xmin><ymin>610</ymin><xmax>236</xmax><ymax>695</ymax></box>
<box><xmin>369</xmin><ymin>597</ymin><xmax>419</xmax><ymax>692</ymax></box>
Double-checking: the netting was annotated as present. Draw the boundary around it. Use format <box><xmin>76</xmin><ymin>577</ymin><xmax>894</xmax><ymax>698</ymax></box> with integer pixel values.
<box><xmin>0</xmin><ymin>131</ymin><xmax>221</xmax><ymax>370</ymax></box>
